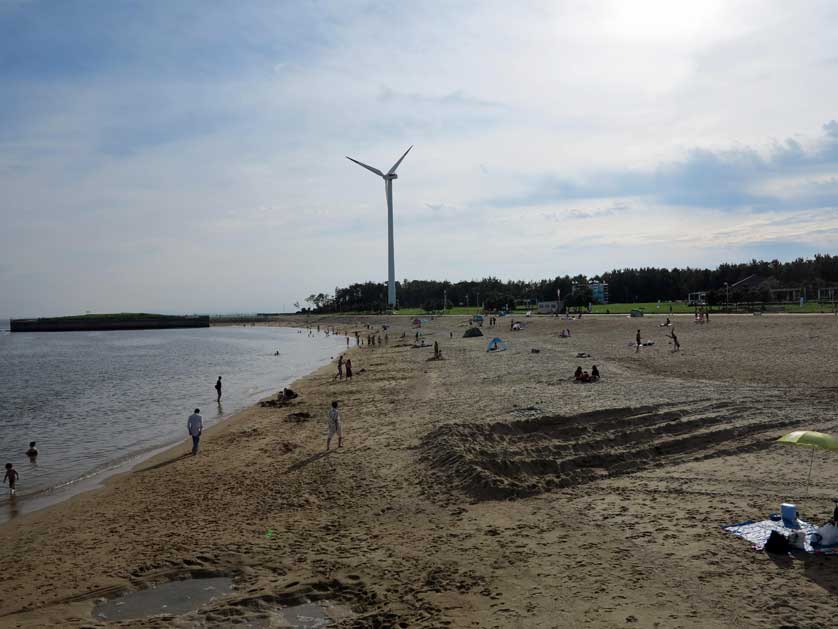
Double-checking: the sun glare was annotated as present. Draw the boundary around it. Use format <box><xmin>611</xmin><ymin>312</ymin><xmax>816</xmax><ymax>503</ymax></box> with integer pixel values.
<box><xmin>602</xmin><ymin>0</ymin><xmax>727</xmax><ymax>45</ymax></box>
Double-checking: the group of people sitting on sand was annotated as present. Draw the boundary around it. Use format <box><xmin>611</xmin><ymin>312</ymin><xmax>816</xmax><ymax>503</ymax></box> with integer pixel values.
<box><xmin>277</xmin><ymin>387</ymin><xmax>298</xmax><ymax>402</ymax></box>
<box><xmin>559</xmin><ymin>328</ymin><xmax>572</xmax><ymax>338</ymax></box>
<box><xmin>574</xmin><ymin>365</ymin><xmax>600</xmax><ymax>382</ymax></box>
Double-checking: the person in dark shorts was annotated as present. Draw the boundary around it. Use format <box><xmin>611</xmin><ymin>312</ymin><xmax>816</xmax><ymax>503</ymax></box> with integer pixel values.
<box><xmin>345</xmin><ymin>358</ymin><xmax>353</xmax><ymax>380</ymax></box>
<box><xmin>215</xmin><ymin>377</ymin><xmax>222</xmax><ymax>402</ymax></box>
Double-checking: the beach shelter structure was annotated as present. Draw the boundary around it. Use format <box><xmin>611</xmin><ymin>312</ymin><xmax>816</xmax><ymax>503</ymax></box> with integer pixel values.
<box><xmin>776</xmin><ymin>430</ymin><xmax>838</xmax><ymax>495</ymax></box>
<box><xmin>463</xmin><ymin>327</ymin><xmax>483</xmax><ymax>338</ymax></box>
<box><xmin>486</xmin><ymin>337</ymin><xmax>507</xmax><ymax>352</ymax></box>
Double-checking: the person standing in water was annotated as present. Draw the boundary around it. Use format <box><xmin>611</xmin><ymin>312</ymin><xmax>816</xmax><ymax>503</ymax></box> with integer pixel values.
<box><xmin>26</xmin><ymin>442</ymin><xmax>38</xmax><ymax>459</ymax></box>
<box><xmin>4</xmin><ymin>463</ymin><xmax>19</xmax><ymax>495</ymax></box>
<box><xmin>215</xmin><ymin>376</ymin><xmax>222</xmax><ymax>402</ymax></box>
<box><xmin>187</xmin><ymin>408</ymin><xmax>203</xmax><ymax>455</ymax></box>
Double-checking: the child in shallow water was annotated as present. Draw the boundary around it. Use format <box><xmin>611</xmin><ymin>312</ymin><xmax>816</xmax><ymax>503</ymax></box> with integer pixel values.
<box><xmin>4</xmin><ymin>463</ymin><xmax>19</xmax><ymax>495</ymax></box>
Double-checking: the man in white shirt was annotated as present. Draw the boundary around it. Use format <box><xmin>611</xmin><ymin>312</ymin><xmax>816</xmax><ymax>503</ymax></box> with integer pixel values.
<box><xmin>327</xmin><ymin>401</ymin><xmax>342</xmax><ymax>450</ymax></box>
<box><xmin>187</xmin><ymin>408</ymin><xmax>203</xmax><ymax>455</ymax></box>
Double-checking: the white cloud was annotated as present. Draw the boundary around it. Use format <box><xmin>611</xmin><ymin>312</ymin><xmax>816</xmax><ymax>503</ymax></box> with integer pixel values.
<box><xmin>1</xmin><ymin>1</ymin><xmax>837</xmax><ymax>314</ymax></box>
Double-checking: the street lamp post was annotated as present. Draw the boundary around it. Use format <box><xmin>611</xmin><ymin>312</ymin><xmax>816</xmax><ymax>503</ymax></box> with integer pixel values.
<box><xmin>724</xmin><ymin>282</ymin><xmax>729</xmax><ymax>311</ymax></box>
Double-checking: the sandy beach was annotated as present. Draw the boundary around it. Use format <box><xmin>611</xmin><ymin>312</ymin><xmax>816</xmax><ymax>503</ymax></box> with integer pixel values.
<box><xmin>1</xmin><ymin>314</ymin><xmax>838</xmax><ymax>628</ymax></box>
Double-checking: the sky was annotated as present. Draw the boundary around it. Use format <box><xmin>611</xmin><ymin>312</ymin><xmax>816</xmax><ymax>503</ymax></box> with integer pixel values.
<box><xmin>1</xmin><ymin>0</ymin><xmax>837</xmax><ymax>316</ymax></box>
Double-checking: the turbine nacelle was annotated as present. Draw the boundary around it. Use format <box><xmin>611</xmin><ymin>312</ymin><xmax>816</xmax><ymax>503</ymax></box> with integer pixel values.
<box><xmin>345</xmin><ymin>145</ymin><xmax>412</xmax><ymax>179</ymax></box>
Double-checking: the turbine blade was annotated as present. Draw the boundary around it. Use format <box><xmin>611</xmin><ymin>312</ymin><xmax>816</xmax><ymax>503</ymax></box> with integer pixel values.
<box><xmin>387</xmin><ymin>145</ymin><xmax>413</xmax><ymax>175</ymax></box>
<box><xmin>346</xmin><ymin>156</ymin><xmax>384</xmax><ymax>177</ymax></box>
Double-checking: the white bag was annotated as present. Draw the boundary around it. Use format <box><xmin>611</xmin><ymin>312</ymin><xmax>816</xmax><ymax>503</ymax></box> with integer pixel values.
<box><xmin>815</xmin><ymin>523</ymin><xmax>838</xmax><ymax>546</ymax></box>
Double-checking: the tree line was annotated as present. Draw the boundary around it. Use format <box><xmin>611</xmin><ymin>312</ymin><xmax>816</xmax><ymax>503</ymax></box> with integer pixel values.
<box><xmin>301</xmin><ymin>253</ymin><xmax>838</xmax><ymax>312</ymax></box>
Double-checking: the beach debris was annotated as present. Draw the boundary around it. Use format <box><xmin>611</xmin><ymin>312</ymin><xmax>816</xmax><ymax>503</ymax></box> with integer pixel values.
<box><xmin>576</xmin><ymin>352</ymin><xmax>592</xmax><ymax>358</ymax></box>
<box><xmin>286</xmin><ymin>412</ymin><xmax>312</xmax><ymax>422</ymax></box>
<box><xmin>260</xmin><ymin>399</ymin><xmax>290</xmax><ymax>408</ymax></box>
<box><xmin>265</xmin><ymin>529</ymin><xmax>274</xmax><ymax>539</ymax></box>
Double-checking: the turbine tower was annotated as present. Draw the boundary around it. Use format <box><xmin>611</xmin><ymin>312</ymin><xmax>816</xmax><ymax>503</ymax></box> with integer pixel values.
<box><xmin>346</xmin><ymin>146</ymin><xmax>412</xmax><ymax>309</ymax></box>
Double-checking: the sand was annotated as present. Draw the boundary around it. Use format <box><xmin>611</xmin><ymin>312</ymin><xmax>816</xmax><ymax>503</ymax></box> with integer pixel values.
<box><xmin>1</xmin><ymin>314</ymin><xmax>838</xmax><ymax>628</ymax></box>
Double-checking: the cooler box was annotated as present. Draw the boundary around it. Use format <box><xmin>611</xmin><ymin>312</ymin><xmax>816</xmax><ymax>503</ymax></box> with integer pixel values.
<box><xmin>781</xmin><ymin>503</ymin><xmax>797</xmax><ymax>523</ymax></box>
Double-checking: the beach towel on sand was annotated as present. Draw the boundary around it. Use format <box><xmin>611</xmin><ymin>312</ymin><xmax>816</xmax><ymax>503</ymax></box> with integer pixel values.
<box><xmin>723</xmin><ymin>519</ymin><xmax>838</xmax><ymax>554</ymax></box>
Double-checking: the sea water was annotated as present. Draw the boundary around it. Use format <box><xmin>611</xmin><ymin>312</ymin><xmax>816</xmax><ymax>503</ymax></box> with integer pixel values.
<box><xmin>0</xmin><ymin>323</ymin><xmax>345</xmax><ymax>523</ymax></box>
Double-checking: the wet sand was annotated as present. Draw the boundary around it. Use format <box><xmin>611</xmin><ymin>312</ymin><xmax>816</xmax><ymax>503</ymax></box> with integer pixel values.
<box><xmin>1</xmin><ymin>314</ymin><xmax>837</xmax><ymax>628</ymax></box>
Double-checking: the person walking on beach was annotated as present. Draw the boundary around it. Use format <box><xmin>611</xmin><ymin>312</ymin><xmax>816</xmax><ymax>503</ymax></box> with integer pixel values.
<box><xmin>326</xmin><ymin>401</ymin><xmax>343</xmax><ymax>450</ymax></box>
<box><xmin>4</xmin><ymin>463</ymin><xmax>19</xmax><ymax>495</ymax></box>
<box><xmin>345</xmin><ymin>358</ymin><xmax>353</xmax><ymax>381</ymax></box>
<box><xmin>336</xmin><ymin>355</ymin><xmax>344</xmax><ymax>380</ymax></box>
<box><xmin>214</xmin><ymin>377</ymin><xmax>222</xmax><ymax>402</ymax></box>
<box><xmin>187</xmin><ymin>408</ymin><xmax>203</xmax><ymax>455</ymax></box>
<box><xmin>636</xmin><ymin>329</ymin><xmax>641</xmax><ymax>353</ymax></box>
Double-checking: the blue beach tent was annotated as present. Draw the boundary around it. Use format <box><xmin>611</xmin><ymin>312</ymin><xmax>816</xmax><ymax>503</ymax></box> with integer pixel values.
<box><xmin>487</xmin><ymin>337</ymin><xmax>508</xmax><ymax>352</ymax></box>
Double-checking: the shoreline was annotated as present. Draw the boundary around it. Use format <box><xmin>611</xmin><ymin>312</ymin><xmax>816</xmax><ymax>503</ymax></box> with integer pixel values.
<box><xmin>0</xmin><ymin>325</ymin><xmax>346</xmax><ymax>526</ymax></box>
<box><xmin>1</xmin><ymin>314</ymin><xmax>837</xmax><ymax>627</ymax></box>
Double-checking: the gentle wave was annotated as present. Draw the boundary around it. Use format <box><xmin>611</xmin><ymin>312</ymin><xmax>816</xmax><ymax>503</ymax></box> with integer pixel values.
<box><xmin>0</xmin><ymin>325</ymin><xmax>347</xmax><ymax>523</ymax></box>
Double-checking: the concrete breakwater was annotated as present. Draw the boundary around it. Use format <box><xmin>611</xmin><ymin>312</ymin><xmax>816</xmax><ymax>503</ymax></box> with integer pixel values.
<box><xmin>10</xmin><ymin>314</ymin><xmax>210</xmax><ymax>332</ymax></box>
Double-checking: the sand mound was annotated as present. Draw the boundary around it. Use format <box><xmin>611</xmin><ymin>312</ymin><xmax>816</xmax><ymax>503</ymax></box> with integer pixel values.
<box><xmin>420</xmin><ymin>401</ymin><xmax>800</xmax><ymax>501</ymax></box>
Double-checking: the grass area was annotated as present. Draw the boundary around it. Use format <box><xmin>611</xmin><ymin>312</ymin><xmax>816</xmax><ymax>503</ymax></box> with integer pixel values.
<box><xmin>589</xmin><ymin>302</ymin><xmax>692</xmax><ymax>314</ymax></box>
<box><xmin>592</xmin><ymin>302</ymin><xmax>837</xmax><ymax>314</ymax></box>
<box><xmin>785</xmin><ymin>302</ymin><xmax>838</xmax><ymax>313</ymax></box>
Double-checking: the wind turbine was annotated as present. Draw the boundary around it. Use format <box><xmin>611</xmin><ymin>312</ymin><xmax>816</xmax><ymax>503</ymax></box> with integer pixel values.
<box><xmin>346</xmin><ymin>146</ymin><xmax>413</xmax><ymax>309</ymax></box>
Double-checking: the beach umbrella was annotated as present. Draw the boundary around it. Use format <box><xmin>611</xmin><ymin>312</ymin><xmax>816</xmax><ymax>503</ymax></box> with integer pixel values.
<box><xmin>776</xmin><ymin>430</ymin><xmax>838</xmax><ymax>495</ymax></box>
